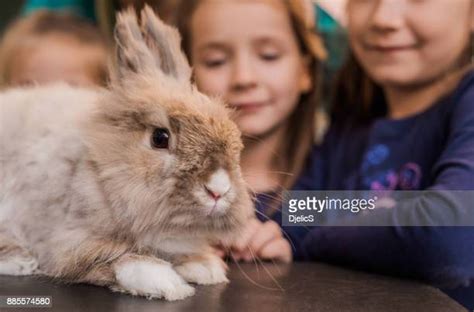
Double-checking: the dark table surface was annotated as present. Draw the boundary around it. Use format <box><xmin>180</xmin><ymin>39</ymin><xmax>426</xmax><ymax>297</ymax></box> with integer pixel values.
<box><xmin>0</xmin><ymin>263</ymin><xmax>466</xmax><ymax>312</ymax></box>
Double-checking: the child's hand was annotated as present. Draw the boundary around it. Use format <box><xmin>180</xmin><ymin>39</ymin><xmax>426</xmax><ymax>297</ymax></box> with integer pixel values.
<box><xmin>218</xmin><ymin>218</ymin><xmax>292</xmax><ymax>263</ymax></box>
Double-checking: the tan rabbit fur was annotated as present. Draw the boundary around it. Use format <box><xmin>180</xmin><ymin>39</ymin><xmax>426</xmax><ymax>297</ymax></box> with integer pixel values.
<box><xmin>0</xmin><ymin>6</ymin><xmax>253</xmax><ymax>301</ymax></box>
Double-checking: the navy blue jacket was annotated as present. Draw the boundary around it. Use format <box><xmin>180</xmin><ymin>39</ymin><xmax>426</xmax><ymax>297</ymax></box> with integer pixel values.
<box><xmin>256</xmin><ymin>70</ymin><xmax>474</xmax><ymax>309</ymax></box>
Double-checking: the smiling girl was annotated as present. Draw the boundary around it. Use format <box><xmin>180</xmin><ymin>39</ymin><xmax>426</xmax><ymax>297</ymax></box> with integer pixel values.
<box><xmin>300</xmin><ymin>0</ymin><xmax>474</xmax><ymax>308</ymax></box>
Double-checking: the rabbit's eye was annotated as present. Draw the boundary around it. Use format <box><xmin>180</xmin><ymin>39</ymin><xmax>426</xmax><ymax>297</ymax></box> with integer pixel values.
<box><xmin>151</xmin><ymin>128</ymin><xmax>170</xmax><ymax>149</ymax></box>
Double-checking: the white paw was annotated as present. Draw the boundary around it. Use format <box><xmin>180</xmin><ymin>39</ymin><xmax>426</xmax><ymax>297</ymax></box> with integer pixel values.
<box><xmin>0</xmin><ymin>255</ymin><xmax>39</xmax><ymax>276</ymax></box>
<box><xmin>175</xmin><ymin>256</ymin><xmax>229</xmax><ymax>285</ymax></box>
<box><xmin>114</xmin><ymin>258</ymin><xmax>195</xmax><ymax>301</ymax></box>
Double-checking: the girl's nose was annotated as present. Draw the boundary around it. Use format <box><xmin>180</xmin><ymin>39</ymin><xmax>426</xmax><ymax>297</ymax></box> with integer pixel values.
<box><xmin>230</xmin><ymin>52</ymin><xmax>257</xmax><ymax>91</ymax></box>
<box><xmin>370</xmin><ymin>0</ymin><xmax>405</xmax><ymax>32</ymax></box>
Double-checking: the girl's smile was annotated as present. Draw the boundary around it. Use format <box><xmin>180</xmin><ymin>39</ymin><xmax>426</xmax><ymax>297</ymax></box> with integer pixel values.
<box><xmin>348</xmin><ymin>0</ymin><xmax>473</xmax><ymax>88</ymax></box>
<box><xmin>364</xmin><ymin>42</ymin><xmax>418</xmax><ymax>53</ymax></box>
<box><xmin>230</xmin><ymin>100</ymin><xmax>270</xmax><ymax>114</ymax></box>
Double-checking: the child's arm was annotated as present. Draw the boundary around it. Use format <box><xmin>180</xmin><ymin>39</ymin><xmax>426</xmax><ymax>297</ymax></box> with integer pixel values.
<box><xmin>303</xmin><ymin>85</ymin><xmax>474</xmax><ymax>287</ymax></box>
<box><xmin>303</xmin><ymin>227</ymin><xmax>474</xmax><ymax>287</ymax></box>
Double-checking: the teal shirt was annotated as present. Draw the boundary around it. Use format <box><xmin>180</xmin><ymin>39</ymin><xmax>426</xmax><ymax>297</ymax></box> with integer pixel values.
<box><xmin>315</xmin><ymin>5</ymin><xmax>348</xmax><ymax>73</ymax></box>
<box><xmin>22</xmin><ymin>0</ymin><xmax>96</xmax><ymax>21</ymax></box>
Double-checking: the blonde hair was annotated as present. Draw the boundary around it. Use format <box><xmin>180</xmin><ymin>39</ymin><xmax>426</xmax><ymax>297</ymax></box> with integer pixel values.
<box><xmin>0</xmin><ymin>10</ymin><xmax>110</xmax><ymax>87</ymax></box>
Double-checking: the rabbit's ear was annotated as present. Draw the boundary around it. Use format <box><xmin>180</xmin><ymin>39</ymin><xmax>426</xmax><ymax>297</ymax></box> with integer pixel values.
<box><xmin>140</xmin><ymin>5</ymin><xmax>192</xmax><ymax>83</ymax></box>
<box><xmin>114</xmin><ymin>6</ymin><xmax>192</xmax><ymax>83</ymax></box>
<box><xmin>114</xmin><ymin>8</ymin><xmax>157</xmax><ymax>78</ymax></box>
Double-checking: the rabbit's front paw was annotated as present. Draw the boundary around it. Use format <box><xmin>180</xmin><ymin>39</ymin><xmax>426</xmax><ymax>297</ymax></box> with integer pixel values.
<box><xmin>114</xmin><ymin>257</ymin><xmax>195</xmax><ymax>301</ymax></box>
<box><xmin>174</xmin><ymin>255</ymin><xmax>229</xmax><ymax>285</ymax></box>
<box><xmin>0</xmin><ymin>253</ymin><xmax>39</xmax><ymax>276</ymax></box>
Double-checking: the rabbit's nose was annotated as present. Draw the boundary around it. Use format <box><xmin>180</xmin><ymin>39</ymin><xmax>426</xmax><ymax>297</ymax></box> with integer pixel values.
<box><xmin>205</xmin><ymin>186</ymin><xmax>222</xmax><ymax>201</ymax></box>
<box><xmin>204</xmin><ymin>168</ymin><xmax>231</xmax><ymax>201</ymax></box>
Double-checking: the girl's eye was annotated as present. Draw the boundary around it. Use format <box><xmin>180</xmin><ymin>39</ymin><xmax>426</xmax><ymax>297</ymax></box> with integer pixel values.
<box><xmin>260</xmin><ymin>53</ymin><xmax>281</xmax><ymax>61</ymax></box>
<box><xmin>151</xmin><ymin>128</ymin><xmax>170</xmax><ymax>149</ymax></box>
<box><xmin>203</xmin><ymin>58</ymin><xmax>227</xmax><ymax>68</ymax></box>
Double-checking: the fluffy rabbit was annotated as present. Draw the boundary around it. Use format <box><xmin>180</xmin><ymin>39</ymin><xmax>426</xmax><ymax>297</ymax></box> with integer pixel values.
<box><xmin>0</xmin><ymin>6</ymin><xmax>253</xmax><ymax>301</ymax></box>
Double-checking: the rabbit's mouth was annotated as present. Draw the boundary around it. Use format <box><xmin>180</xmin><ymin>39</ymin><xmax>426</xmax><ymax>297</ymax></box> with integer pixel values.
<box><xmin>195</xmin><ymin>185</ymin><xmax>235</xmax><ymax>218</ymax></box>
<box><xmin>195</xmin><ymin>185</ymin><xmax>253</xmax><ymax>235</ymax></box>
<box><xmin>160</xmin><ymin>185</ymin><xmax>250</xmax><ymax>236</ymax></box>
<box><xmin>193</xmin><ymin>168</ymin><xmax>237</xmax><ymax>217</ymax></box>
<box><xmin>202</xmin><ymin>196</ymin><xmax>233</xmax><ymax>217</ymax></box>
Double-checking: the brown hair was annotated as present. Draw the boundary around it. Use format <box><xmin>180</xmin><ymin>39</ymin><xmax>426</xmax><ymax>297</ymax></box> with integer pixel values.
<box><xmin>330</xmin><ymin>52</ymin><xmax>386</xmax><ymax>127</ymax></box>
<box><xmin>0</xmin><ymin>10</ymin><xmax>110</xmax><ymax>87</ymax></box>
<box><xmin>175</xmin><ymin>0</ymin><xmax>327</xmax><ymax>195</ymax></box>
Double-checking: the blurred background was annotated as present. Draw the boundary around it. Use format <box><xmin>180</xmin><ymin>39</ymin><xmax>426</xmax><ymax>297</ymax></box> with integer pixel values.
<box><xmin>0</xmin><ymin>2</ymin><xmax>24</xmax><ymax>32</ymax></box>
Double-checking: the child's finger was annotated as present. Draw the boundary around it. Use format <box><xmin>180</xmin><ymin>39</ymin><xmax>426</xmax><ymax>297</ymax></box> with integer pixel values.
<box><xmin>230</xmin><ymin>250</ymin><xmax>246</xmax><ymax>261</ymax></box>
<box><xmin>258</xmin><ymin>238</ymin><xmax>293</xmax><ymax>263</ymax></box>
<box><xmin>248</xmin><ymin>220</ymin><xmax>282</xmax><ymax>256</ymax></box>
<box><xmin>212</xmin><ymin>246</ymin><xmax>226</xmax><ymax>258</ymax></box>
<box><xmin>232</xmin><ymin>218</ymin><xmax>262</xmax><ymax>252</ymax></box>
